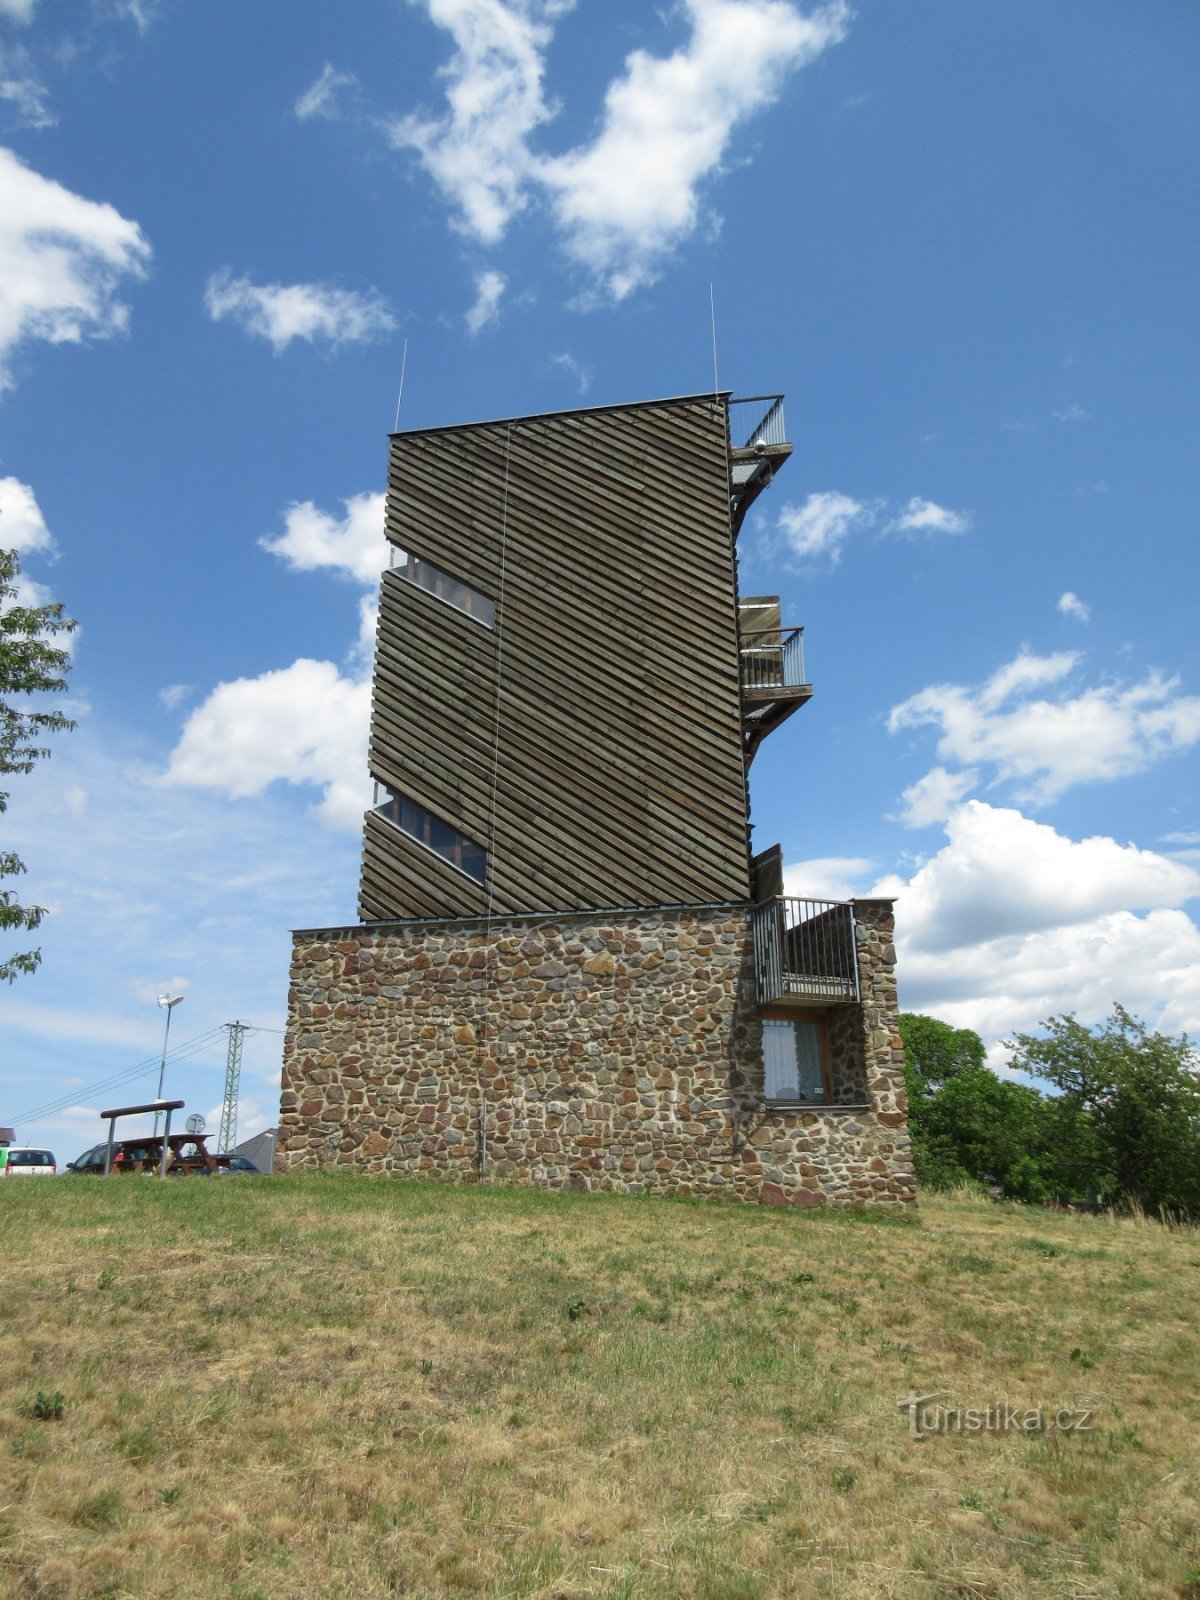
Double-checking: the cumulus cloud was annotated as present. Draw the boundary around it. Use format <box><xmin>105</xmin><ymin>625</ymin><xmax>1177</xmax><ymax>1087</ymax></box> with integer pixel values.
<box><xmin>386</xmin><ymin>0</ymin><xmax>566</xmax><ymax>244</ymax></box>
<box><xmin>889</xmin><ymin>649</ymin><xmax>1200</xmax><ymax>806</ymax></box>
<box><xmin>465</xmin><ymin>267</ymin><xmax>505</xmax><ymax>335</ymax></box>
<box><xmin>782</xmin><ymin>855</ymin><xmax>874</xmax><ymax>902</ymax></box>
<box><xmin>768</xmin><ymin>488</ymin><xmax>972</xmax><ymax>566</ymax></box>
<box><xmin>892</xmin><ymin>764</ymin><xmax>978</xmax><ymax>829</ymax></box>
<box><xmin>0</xmin><ymin>474</ymin><xmax>54</xmax><ymax>555</ymax></box>
<box><xmin>258</xmin><ymin>491</ymin><xmax>388</xmax><ymax>587</ymax></box>
<box><xmin>163</xmin><ymin>658</ymin><xmax>372</xmax><ymax>831</ymax></box>
<box><xmin>0</xmin><ymin>474</ymin><xmax>58</xmax><ymax>605</ymax></box>
<box><xmin>872</xmin><ymin>801</ymin><xmax>1200</xmax><ymax>954</ymax></box>
<box><xmin>1057</xmin><ymin>590</ymin><xmax>1090</xmax><ymax>623</ymax></box>
<box><xmin>295</xmin><ymin>63</ymin><xmax>356</xmax><ymax>121</ymax></box>
<box><xmin>866</xmin><ymin>801</ymin><xmax>1200</xmax><ymax>1051</ymax></box>
<box><xmin>164</xmin><ymin>491</ymin><xmax>388</xmax><ymax>829</ymax></box>
<box><xmin>203</xmin><ymin>271</ymin><xmax>397</xmax><ymax>354</ymax></box>
<box><xmin>389</xmin><ymin>0</ymin><xmax>848</xmax><ymax>297</ymax></box>
<box><xmin>0</xmin><ymin>146</ymin><xmax>151</xmax><ymax>394</ymax></box>
<box><xmin>540</xmin><ymin>0</ymin><xmax>850</xmax><ymax>299</ymax></box>
<box><xmin>0</xmin><ymin>0</ymin><xmax>36</xmax><ymax>21</ymax></box>
<box><xmin>886</xmin><ymin>496</ymin><xmax>971</xmax><ymax>536</ymax></box>
<box><xmin>0</xmin><ymin>44</ymin><xmax>54</xmax><ymax>127</ymax></box>
<box><xmin>773</xmin><ymin>490</ymin><xmax>874</xmax><ymax>565</ymax></box>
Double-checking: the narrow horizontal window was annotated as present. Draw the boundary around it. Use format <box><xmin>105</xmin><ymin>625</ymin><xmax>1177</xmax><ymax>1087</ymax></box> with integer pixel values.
<box><xmin>373</xmin><ymin>785</ymin><xmax>487</xmax><ymax>885</ymax></box>
<box><xmin>391</xmin><ymin>549</ymin><xmax>494</xmax><ymax>627</ymax></box>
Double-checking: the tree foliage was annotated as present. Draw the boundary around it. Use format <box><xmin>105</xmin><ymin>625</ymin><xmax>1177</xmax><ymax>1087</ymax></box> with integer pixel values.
<box><xmin>1</xmin><ymin>547</ymin><xmax>77</xmax><ymax>982</ymax></box>
<box><xmin>899</xmin><ymin>1013</ymin><xmax>1052</xmax><ymax>1200</ymax></box>
<box><xmin>1008</xmin><ymin>1006</ymin><xmax>1200</xmax><ymax>1216</ymax></box>
<box><xmin>901</xmin><ymin>1006</ymin><xmax>1200</xmax><ymax>1218</ymax></box>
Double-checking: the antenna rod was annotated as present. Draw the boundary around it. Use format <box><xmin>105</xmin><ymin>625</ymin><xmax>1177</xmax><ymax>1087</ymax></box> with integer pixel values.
<box><xmin>393</xmin><ymin>338</ymin><xmax>409</xmax><ymax>432</ymax></box>
<box><xmin>709</xmin><ymin>283</ymin><xmax>719</xmax><ymax>397</ymax></box>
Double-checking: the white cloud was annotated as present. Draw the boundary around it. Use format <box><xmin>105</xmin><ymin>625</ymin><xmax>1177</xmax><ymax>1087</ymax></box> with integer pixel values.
<box><xmin>163</xmin><ymin>658</ymin><xmax>372</xmax><ymax>831</ymax></box>
<box><xmin>203</xmin><ymin>270</ymin><xmax>397</xmax><ymax>354</ymax></box>
<box><xmin>549</xmin><ymin>350</ymin><xmax>592</xmax><ymax>394</ymax></box>
<box><xmin>976</xmin><ymin>649</ymin><xmax>1077</xmax><ymax>711</ymax></box>
<box><xmin>164</xmin><ymin>491</ymin><xmax>387</xmax><ymax>829</ymax></box>
<box><xmin>159</xmin><ymin>683</ymin><xmax>190</xmax><ymax>711</ymax></box>
<box><xmin>892</xmin><ymin>764</ymin><xmax>978</xmax><ymax>829</ymax></box>
<box><xmin>258</xmin><ymin>491</ymin><xmax>387</xmax><ymax>588</ymax></box>
<box><xmin>541</xmin><ymin>0</ymin><xmax>849</xmax><ymax>299</ymax></box>
<box><xmin>872</xmin><ymin>801</ymin><xmax>1200</xmax><ymax>954</ymax></box>
<box><xmin>885</xmin><ymin>496</ymin><xmax>971</xmax><ymax>536</ymax></box>
<box><xmin>112</xmin><ymin>0</ymin><xmax>165</xmax><ymax>34</ymax></box>
<box><xmin>782</xmin><ymin>855</ymin><xmax>874</xmax><ymax>902</ymax></box>
<box><xmin>1057</xmin><ymin>590</ymin><xmax>1090</xmax><ymax>623</ymax></box>
<box><xmin>465</xmin><ymin>267</ymin><xmax>506</xmax><ymax>335</ymax></box>
<box><xmin>0</xmin><ymin>44</ymin><xmax>54</xmax><ymax>127</ymax></box>
<box><xmin>889</xmin><ymin>650</ymin><xmax>1200</xmax><ymax>805</ymax></box>
<box><xmin>386</xmin><ymin>0</ymin><xmax>567</xmax><ymax>245</ymax></box>
<box><xmin>1053</xmin><ymin>403</ymin><xmax>1090</xmax><ymax>423</ymax></box>
<box><xmin>0</xmin><ymin>0</ymin><xmax>36</xmax><ymax>22</ymax></box>
<box><xmin>0</xmin><ymin>474</ymin><xmax>58</xmax><ymax>605</ymax></box>
<box><xmin>869</xmin><ymin>802</ymin><xmax>1200</xmax><ymax>1051</ymax></box>
<box><xmin>0</xmin><ymin>146</ymin><xmax>151</xmax><ymax>394</ymax></box>
<box><xmin>295</xmin><ymin>63</ymin><xmax>356</xmax><ymax>122</ymax></box>
<box><xmin>391</xmin><ymin>0</ymin><xmax>848</xmax><ymax>298</ymax></box>
<box><xmin>773</xmin><ymin>490</ymin><xmax>874</xmax><ymax>565</ymax></box>
<box><xmin>0</xmin><ymin>474</ymin><xmax>54</xmax><ymax>555</ymax></box>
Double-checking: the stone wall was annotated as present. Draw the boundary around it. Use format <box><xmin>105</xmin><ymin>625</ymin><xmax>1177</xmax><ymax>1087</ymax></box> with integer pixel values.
<box><xmin>276</xmin><ymin>901</ymin><xmax>916</xmax><ymax>1209</ymax></box>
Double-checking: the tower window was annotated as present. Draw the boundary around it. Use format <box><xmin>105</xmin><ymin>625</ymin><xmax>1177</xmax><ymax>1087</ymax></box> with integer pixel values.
<box><xmin>391</xmin><ymin>550</ymin><xmax>495</xmax><ymax>627</ymax></box>
<box><xmin>373</xmin><ymin>786</ymin><xmax>487</xmax><ymax>884</ymax></box>
<box><xmin>763</xmin><ymin>1017</ymin><xmax>830</xmax><ymax>1103</ymax></box>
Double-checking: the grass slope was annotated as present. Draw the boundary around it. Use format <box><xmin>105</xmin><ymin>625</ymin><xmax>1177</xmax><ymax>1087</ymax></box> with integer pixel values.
<box><xmin>1</xmin><ymin>1177</ymin><xmax>1197</xmax><ymax>1599</ymax></box>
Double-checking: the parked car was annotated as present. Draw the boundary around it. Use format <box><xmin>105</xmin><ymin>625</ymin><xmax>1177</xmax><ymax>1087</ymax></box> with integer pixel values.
<box><xmin>64</xmin><ymin>1136</ymin><xmax>231</xmax><ymax>1176</ymax></box>
<box><xmin>2</xmin><ymin>1148</ymin><xmax>57</xmax><ymax>1176</ymax></box>
<box><xmin>218</xmin><ymin>1154</ymin><xmax>261</xmax><ymax>1174</ymax></box>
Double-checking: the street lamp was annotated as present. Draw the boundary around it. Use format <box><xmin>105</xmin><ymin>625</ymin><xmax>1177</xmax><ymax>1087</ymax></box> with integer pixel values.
<box><xmin>154</xmin><ymin>994</ymin><xmax>184</xmax><ymax>1137</ymax></box>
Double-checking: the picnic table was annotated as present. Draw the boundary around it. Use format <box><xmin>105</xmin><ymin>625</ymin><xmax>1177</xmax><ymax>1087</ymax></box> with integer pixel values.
<box><xmin>98</xmin><ymin>1100</ymin><xmax>231</xmax><ymax>1177</ymax></box>
<box><xmin>109</xmin><ymin>1132</ymin><xmax>232</xmax><ymax>1177</ymax></box>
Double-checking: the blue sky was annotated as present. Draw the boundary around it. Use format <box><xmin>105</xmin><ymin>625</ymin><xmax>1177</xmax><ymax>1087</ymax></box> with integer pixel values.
<box><xmin>2</xmin><ymin>0</ymin><xmax>1198</xmax><ymax>1158</ymax></box>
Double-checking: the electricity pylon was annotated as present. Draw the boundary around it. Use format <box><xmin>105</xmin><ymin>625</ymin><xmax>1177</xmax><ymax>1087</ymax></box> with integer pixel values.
<box><xmin>218</xmin><ymin>1021</ymin><xmax>248</xmax><ymax>1153</ymax></box>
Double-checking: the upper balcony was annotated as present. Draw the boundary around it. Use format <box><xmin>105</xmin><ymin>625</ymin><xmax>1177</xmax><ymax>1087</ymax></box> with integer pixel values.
<box><xmin>751</xmin><ymin>896</ymin><xmax>859</xmax><ymax>1007</ymax></box>
<box><xmin>728</xmin><ymin>395</ymin><xmax>792</xmax><ymax>537</ymax></box>
<box><xmin>738</xmin><ymin>596</ymin><xmax>812</xmax><ymax>765</ymax></box>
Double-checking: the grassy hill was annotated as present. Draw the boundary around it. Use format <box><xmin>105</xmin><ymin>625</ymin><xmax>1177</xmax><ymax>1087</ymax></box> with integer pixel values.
<box><xmin>0</xmin><ymin>1176</ymin><xmax>1197</xmax><ymax>1599</ymax></box>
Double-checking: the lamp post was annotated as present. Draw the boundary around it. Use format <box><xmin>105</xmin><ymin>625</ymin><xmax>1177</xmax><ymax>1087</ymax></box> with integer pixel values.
<box><xmin>154</xmin><ymin>994</ymin><xmax>184</xmax><ymax>1137</ymax></box>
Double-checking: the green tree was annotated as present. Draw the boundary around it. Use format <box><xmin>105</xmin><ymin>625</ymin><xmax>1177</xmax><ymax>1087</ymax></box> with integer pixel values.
<box><xmin>899</xmin><ymin>1012</ymin><xmax>1055</xmax><ymax>1199</ymax></box>
<box><xmin>1</xmin><ymin>548</ymin><xmax>77</xmax><ymax>981</ymax></box>
<box><xmin>1008</xmin><ymin>1006</ymin><xmax>1200</xmax><ymax>1216</ymax></box>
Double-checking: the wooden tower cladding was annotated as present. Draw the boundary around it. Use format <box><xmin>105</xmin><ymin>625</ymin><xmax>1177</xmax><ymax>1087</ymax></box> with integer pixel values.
<box><xmin>359</xmin><ymin>394</ymin><xmax>752</xmax><ymax>920</ymax></box>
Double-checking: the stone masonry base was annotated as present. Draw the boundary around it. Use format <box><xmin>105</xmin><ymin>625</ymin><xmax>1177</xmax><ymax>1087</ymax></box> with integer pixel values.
<box><xmin>276</xmin><ymin>903</ymin><xmax>916</xmax><ymax>1209</ymax></box>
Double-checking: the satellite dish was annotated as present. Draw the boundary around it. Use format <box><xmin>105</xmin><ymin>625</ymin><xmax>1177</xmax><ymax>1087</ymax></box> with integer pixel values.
<box><xmin>185</xmin><ymin>1113</ymin><xmax>205</xmax><ymax>1135</ymax></box>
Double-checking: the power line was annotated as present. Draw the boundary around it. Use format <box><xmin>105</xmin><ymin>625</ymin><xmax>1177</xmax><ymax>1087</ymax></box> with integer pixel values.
<box><xmin>8</xmin><ymin>1026</ymin><xmax>227</xmax><ymax>1128</ymax></box>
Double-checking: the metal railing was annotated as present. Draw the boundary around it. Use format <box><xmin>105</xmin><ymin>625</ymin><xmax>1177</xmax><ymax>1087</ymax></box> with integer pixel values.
<box><xmin>740</xmin><ymin>627</ymin><xmax>806</xmax><ymax>691</ymax></box>
<box><xmin>728</xmin><ymin>395</ymin><xmax>787</xmax><ymax>450</ymax></box>
<box><xmin>751</xmin><ymin>897</ymin><xmax>859</xmax><ymax>1006</ymax></box>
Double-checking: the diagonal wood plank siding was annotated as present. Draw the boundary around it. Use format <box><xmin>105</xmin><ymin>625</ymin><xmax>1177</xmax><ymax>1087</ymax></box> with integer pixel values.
<box><xmin>358</xmin><ymin>395</ymin><xmax>751</xmax><ymax>920</ymax></box>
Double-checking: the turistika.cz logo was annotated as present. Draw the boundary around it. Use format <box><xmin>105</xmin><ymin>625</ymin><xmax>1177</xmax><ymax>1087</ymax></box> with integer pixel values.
<box><xmin>898</xmin><ymin>1391</ymin><xmax>1094</xmax><ymax>1440</ymax></box>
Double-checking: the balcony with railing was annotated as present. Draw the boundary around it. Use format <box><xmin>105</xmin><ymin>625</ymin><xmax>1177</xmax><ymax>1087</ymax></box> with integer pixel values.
<box><xmin>751</xmin><ymin>897</ymin><xmax>859</xmax><ymax>1007</ymax></box>
<box><xmin>728</xmin><ymin>395</ymin><xmax>792</xmax><ymax>535</ymax></box>
<box><xmin>738</xmin><ymin>596</ymin><xmax>812</xmax><ymax>764</ymax></box>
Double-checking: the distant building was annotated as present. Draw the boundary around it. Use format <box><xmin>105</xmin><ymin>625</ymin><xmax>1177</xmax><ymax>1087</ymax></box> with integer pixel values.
<box><xmin>278</xmin><ymin>393</ymin><xmax>914</xmax><ymax>1207</ymax></box>
<box><xmin>234</xmin><ymin>1127</ymin><xmax>276</xmax><ymax>1174</ymax></box>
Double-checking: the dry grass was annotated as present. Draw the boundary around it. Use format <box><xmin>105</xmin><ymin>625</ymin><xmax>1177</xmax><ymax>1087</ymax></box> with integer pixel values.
<box><xmin>1</xmin><ymin>1176</ymin><xmax>1198</xmax><ymax>1599</ymax></box>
